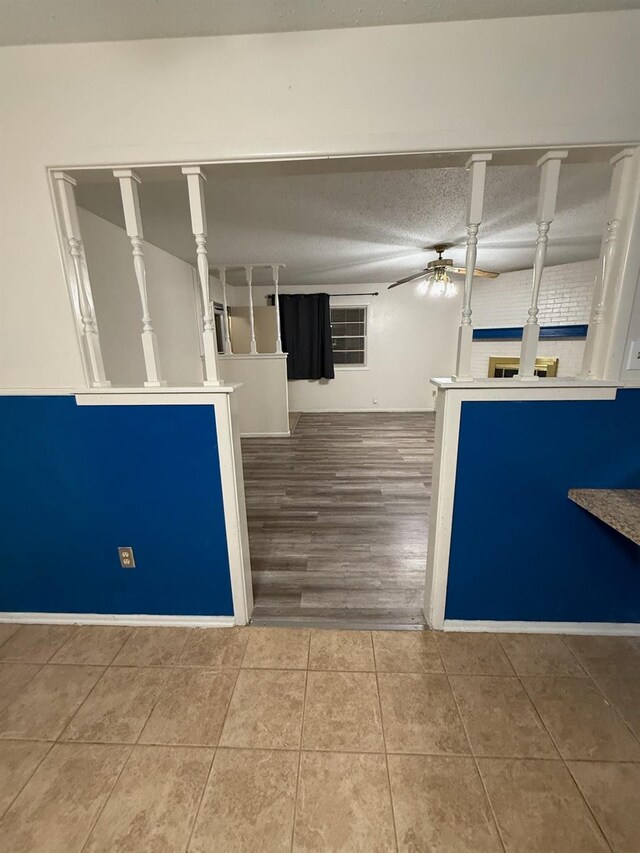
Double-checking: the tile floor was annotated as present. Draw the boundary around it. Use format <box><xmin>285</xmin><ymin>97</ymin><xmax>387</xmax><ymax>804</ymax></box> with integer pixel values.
<box><xmin>0</xmin><ymin>623</ymin><xmax>639</xmax><ymax>852</ymax></box>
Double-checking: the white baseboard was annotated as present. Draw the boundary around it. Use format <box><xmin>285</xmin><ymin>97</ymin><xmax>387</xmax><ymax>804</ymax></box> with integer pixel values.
<box><xmin>0</xmin><ymin>612</ymin><xmax>236</xmax><ymax>628</ymax></box>
<box><xmin>240</xmin><ymin>431</ymin><xmax>290</xmax><ymax>437</ymax></box>
<box><xmin>443</xmin><ymin>619</ymin><xmax>640</xmax><ymax>636</ymax></box>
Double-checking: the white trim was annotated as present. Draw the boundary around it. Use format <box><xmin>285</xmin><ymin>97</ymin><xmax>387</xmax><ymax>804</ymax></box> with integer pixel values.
<box><xmin>423</xmin><ymin>387</ymin><xmax>461</xmax><ymax>629</ymax></box>
<box><xmin>0</xmin><ymin>612</ymin><xmax>235</xmax><ymax>628</ymax></box>
<box><xmin>431</xmin><ymin>376</ymin><xmax>617</xmax><ymax>390</ymax></box>
<box><xmin>2</xmin><ymin>386</ymin><xmax>240</xmax><ymax>397</ymax></box>
<box><xmin>51</xmin><ymin>145</ymin><xmax>631</xmax><ymax>176</ymax></box>
<box><xmin>333</xmin><ymin>364</ymin><xmax>371</xmax><ymax>370</ymax></box>
<box><xmin>214</xmin><ymin>393</ymin><xmax>254</xmax><ymax>625</ymax></box>
<box><xmin>443</xmin><ymin>619</ymin><xmax>640</xmax><ymax>636</ymax></box>
<box><xmin>240</xmin><ymin>431</ymin><xmax>291</xmax><ymax>437</ymax></box>
<box><xmin>75</xmin><ymin>391</ymin><xmax>237</xmax><ymax>407</ymax></box>
<box><xmin>424</xmin><ymin>382</ymin><xmax>620</xmax><ymax>630</ymax></box>
<box><xmin>219</xmin><ymin>353</ymin><xmax>287</xmax><ymax>361</ymax></box>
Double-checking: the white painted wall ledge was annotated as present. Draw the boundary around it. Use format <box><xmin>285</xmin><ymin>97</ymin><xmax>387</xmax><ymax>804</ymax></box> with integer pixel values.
<box><xmin>431</xmin><ymin>377</ymin><xmax>619</xmax><ymax>390</ymax></box>
<box><xmin>1</xmin><ymin>385</ymin><xmax>241</xmax><ymax>396</ymax></box>
<box><xmin>219</xmin><ymin>354</ymin><xmax>287</xmax><ymax>361</ymax></box>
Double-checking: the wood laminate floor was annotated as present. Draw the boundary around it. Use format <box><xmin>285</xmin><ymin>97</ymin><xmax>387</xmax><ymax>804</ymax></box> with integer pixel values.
<box><xmin>241</xmin><ymin>412</ymin><xmax>434</xmax><ymax>628</ymax></box>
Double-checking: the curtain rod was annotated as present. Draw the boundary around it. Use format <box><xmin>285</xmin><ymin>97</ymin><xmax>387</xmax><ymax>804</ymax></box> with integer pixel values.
<box><xmin>330</xmin><ymin>292</ymin><xmax>379</xmax><ymax>297</ymax></box>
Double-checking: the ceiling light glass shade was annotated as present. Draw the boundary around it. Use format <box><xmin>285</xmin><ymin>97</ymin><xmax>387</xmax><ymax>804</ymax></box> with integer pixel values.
<box><xmin>420</xmin><ymin>269</ymin><xmax>457</xmax><ymax>299</ymax></box>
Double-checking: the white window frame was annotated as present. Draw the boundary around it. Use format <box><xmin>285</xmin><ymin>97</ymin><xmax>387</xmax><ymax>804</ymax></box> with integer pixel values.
<box><xmin>330</xmin><ymin>303</ymin><xmax>368</xmax><ymax>370</ymax></box>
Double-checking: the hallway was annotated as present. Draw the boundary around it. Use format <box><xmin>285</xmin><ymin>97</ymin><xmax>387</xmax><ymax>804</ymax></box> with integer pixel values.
<box><xmin>242</xmin><ymin>412</ymin><xmax>434</xmax><ymax>627</ymax></box>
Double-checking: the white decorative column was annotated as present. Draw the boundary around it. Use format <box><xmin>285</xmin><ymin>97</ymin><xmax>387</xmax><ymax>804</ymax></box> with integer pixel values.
<box><xmin>53</xmin><ymin>171</ymin><xmax>110</xmax><ymax>387</ymax></box>
<box><xmin>113</xmin><ymin>169</ymin><xmax>166</xmax><ymax>387</ymax></box>
<box><xmin>581</xmin><ymin>149</ymin><xmax>636</xmax><ymax>380</ymax></box>
<box><xmin>217</xmin><ymin>266</ymin><xmax>233</xmax><ymax>354</ymax></box>
<box><xmin>453</xmin><ymin>153</ymin><xmax>492</xmax><ymax>381</ymax></box>
<box><xmin>245</xmin><ymin>265</ymin><xmax>258</xmax><ymax>355</ymax></box>
<box><xmin>272</xmin><ymin>264</ymin><xmax>283</xmax><ymax>354</ymax></box>
<box><xmin>182</xmin><ymin>166</ymin><xmax>221</xmax><ymax>385</ymax></box>
<box><xmin>517</xmin><ymin>150</ymin><xmax>568</xmax><ymax>379</ymax></box>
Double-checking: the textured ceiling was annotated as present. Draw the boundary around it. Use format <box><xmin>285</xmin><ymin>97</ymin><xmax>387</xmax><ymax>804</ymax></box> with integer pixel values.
<box><xmin>2</xmin><ymin>0</ymin><xmax>640</xmax><ymax>45</ymax></box>
<box><xmin>75</xmin><ymin>158</ymin><xmax>611</xmax><ymax>287</ymax></box>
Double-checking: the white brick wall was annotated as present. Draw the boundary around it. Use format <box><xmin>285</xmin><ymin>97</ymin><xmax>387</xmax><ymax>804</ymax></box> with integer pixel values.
<box><xmin>470</xmin><ymin>259</ymin><xmax>597</xmax><ymax>378</ymax></box>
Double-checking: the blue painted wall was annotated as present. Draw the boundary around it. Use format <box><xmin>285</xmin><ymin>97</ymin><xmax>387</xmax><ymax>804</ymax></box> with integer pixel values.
<box><xmin>0</xmin><ymin>396</ymin><xmax>233</xmax><ymax>616</ymax></box>
<box><xmin>446</xmin><ymin>389</ymin><xmax>640</xmax><ymax>623</ymax></box>
<box><xmin>473</xmin><ymin>324</ymin><xmax>588</xmax><ymax>341</ymax></box>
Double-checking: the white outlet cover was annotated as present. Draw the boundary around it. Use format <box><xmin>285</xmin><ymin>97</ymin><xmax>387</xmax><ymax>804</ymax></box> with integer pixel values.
<box><xmin>627</xmin><ymin>340</ymin><xmax>640</xmax><ymax>370</ymax></box>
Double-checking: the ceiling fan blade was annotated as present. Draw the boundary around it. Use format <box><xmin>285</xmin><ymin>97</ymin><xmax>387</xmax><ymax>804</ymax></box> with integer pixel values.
<box><xmin>387</xmin><ymin>271</ymin><xmax>428</xmax><ymax>290</ymax></box>
<box><xmin>449</xmin><ymin>266</ymin><xmax>499</xmax><ymax>279</ymax></box>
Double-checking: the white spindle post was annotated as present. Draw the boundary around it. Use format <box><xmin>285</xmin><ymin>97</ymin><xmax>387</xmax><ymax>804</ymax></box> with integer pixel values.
<box><xmin>581</xmin><ymin>149</ymin><xmax>636</xmax><ymax>379</ymax></box>
<box><xmin>453</xmin><ymin>153</ymin><xmax>492</xmax><ymax>381</ymax></box>
<box><xmin>245</xmin><ymin>265</ymin><xmax>258</xmax><ymax>354</ymax></box>
<box><xmin>218</xmin><ymin>266</ymin><xmax>233</xmax><ymax>354</ymax></box>
<box><xmin>517</xmin><ymin>150</ymin><xmax>568</xmax><ymax>379</ymax></box>
<box><xmin>113</xmin><ymin>169</ymin><xmax>166</xmax><ymax>387</ymax></box>
<box><xmin>272</xmin><ymin>264</ymin><xmax>283</xmax><ymax>354</ymax></box>
<box><xmin>53</xmin><ymin>171</ymin><xmax>110</xmax><ymax>387</ymax></box>
<box><xmin>182</xmin><ymin>166</ymin><xmax>220</xmax><ymax>385</ymax></box>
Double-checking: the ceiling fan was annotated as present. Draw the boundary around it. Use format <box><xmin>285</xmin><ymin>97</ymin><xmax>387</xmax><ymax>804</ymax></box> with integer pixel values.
<box><xmin>388</xmin><ymin>244</ymin><xmax>499</xmax><ymax>297</ymax></box>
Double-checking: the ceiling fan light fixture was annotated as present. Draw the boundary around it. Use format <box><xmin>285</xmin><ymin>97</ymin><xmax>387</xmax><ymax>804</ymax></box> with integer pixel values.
<box><xmin>424</xmin><ymin>268</ymin><xmax>457</xmax><ymax>298</ymax></box>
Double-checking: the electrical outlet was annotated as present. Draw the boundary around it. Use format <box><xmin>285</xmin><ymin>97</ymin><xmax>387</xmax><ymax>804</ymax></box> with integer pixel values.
<box><xmin>627</xmin><ymin>340</ymin><xmax>640</xmax><ymax>370</ymax></box>
<box><xmin>118</xmin><ymin>547</ymin><xmax>135</xmax><ymax>568</ymax></box>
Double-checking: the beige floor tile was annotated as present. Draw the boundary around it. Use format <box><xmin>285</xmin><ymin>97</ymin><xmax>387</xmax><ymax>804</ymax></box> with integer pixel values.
<box><xmin>294</xmin><ymin>751</ymin><xmax>396</xmax><ymax>852</ymax></box>
<box><xmin>0</xmin><ymin>624</ymin><xmax>78</xmax><ymax>663</ymax></box>
<box><xmin>388</xmin><ymin>754</ymin><xmax>502</xmax><ymax>852</ymax></box>
<box><xmin>220</xmin><ymin>669</ymin><xmax>306</xmax><ymax>749</ymax></box>
<box><xmin>0</xmin><ymin>662</ymin><xmax>41</xmax><ymax>711</ymax></box>
<box><xmin>378</xmin><ymin>672</ymin><xmax>469</xmax><ymax>755</ymax></box>
<box><xmin>302</xmin><ymin>670</ymin><xmax>383</xmax><ymax>752</ymax></box>
<box><xmin>178</xmin><ymin>627</ymin><xmax>248</xmax><ymax>667</ymax></box>
<box><xmin>0</xmin><ymin>740</ymin><xmax>51</xmax><ymax>817</ymax></box>
<box><xmin>522</xmin><ymin>676</ymin><xmax>640</xmax><ymax>761</ymax></box>
<box><xmin>50</xmin><ymin>625</ymin><xmax>133</xmax><ymax>665</ymax></box>
<box><xmin>597</xmin><ymin>675</ymin><xmax>640</xmax><ymax>738</ymax></box>
<box><xmin>436</xmin><ymin>632</ymin><xmax>514</xmax><ymax>675</ymax></box>
<box><xmin>0</xmin><ymin>623</ymin><xmax>21</xmax><ymax>647</ymax></box>
<box><xmin>0</xmin><ymin>664</ymin><xmax>103</xmax><ymax>740</ymax></box>
<box><xmin>498</xmin><ymin>633</ymin><xmax>585</xmax><ymax>676</ymax></box>
<box><xmin>83</xmin><ymin>744</ymin><xmax>212</xmax><ymax>853</ymax></box>
<box><xmin>372</xmin><ymin>630</ymin><xmax>443</xmax><ymax>673</ymax></box>
<box><xmin>309</xmin><ymin>629</ymin><xmax>374</xmax><ymax>671</ymax></box>
<box><xmin>189</xmin><ymin>748</ymin><xmax>298</xmax><ymax>852</ymax></box>
<box><xmin>0</xmin><ymin>742</ymin><xmax>129</xmax><ymax>853</ymax></box>
<box><xmin>564</xmin><ymin>635</ymin><xmax>640</xmax><ymax>681</ymax></box>
<box><xmin>61</xmin><ymin>666</ymin><xmax>169</xmax><ymax>744</ymax></box>
<box><xmin>478</xmin><ymin>757</ymin><xmax>609</xmax><ymax>852</ymax></box>
<box><xmin>568</xmin><ymin>760</ymin><xmax>640</xmax><ymax>853</ymax></box>
<box><xmin>139</xmin><ymin>668</ymin><xmax>237</xmax><ymax>746</ymax></box>
<box><xmin>450</xmin><ymin>675</ymin><xmax>558</xmax><ymax>758</ymax></box>
<box><xmin>112</xmin><ymin>626</ymin><xmax>192</xmax><ymax>666</ymax></box>
<box><xmin>242</xmin><ymin>627</ymin><xmax>310</xmax><ymax>669</ymax></box>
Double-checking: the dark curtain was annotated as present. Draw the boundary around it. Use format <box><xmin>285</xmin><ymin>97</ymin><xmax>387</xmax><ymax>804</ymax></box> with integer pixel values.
<box><xmin>278</xmin><ymin>293</ymin><xmax>335</xmax><ymax>380</ymax></box>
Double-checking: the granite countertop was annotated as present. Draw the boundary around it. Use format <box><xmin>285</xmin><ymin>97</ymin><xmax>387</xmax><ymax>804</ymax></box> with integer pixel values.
<box><xmin>568</xmin><ymin>488</ymin><xmax>640</xmax><ymax>547</ymax></box>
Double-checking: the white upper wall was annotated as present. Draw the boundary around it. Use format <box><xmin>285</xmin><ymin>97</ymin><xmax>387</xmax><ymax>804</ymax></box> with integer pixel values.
<box><xmin>1</xmin><ymin>11</ymin><xmax>640</xmax><ymax>387</ymax></box>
